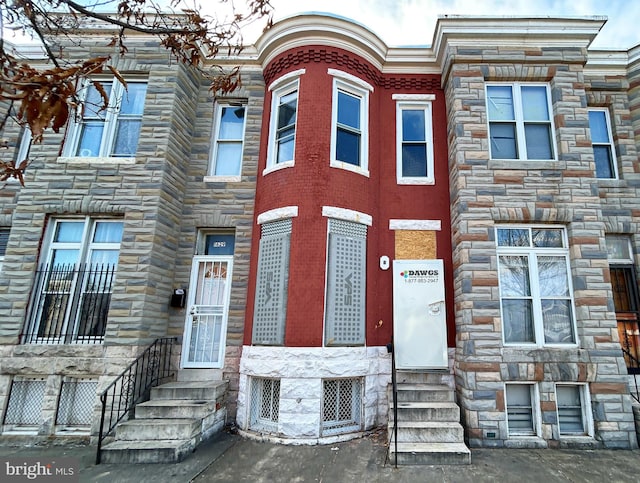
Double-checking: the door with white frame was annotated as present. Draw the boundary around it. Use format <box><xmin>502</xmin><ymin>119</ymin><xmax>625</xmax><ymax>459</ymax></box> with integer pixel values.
<box><xmin>181</xmin><ymin>255</ymin><xmax>233</xmax><ymax>368</ymax></box>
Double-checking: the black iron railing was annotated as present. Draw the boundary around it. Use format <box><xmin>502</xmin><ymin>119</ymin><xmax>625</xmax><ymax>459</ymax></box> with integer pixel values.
<box><xmin>387</xmin><ymin>341</ymin><xmax>398</xmax><ymax>468</ymax></box>
<box><xmin>22</xmin><ymin>263</ymin><xmax>116</xmax><ymax>344</ymax></box>
<box><xmin>96</xmin><ymin>337</ymin><xmax>177</xmax><ymax>464</ymax></box>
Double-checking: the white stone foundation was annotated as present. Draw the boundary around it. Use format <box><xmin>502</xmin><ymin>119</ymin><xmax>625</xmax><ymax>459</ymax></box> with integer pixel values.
<box><xmin>236</xmin><ymin>345</ymin><xmax>391</xmax><ymax>444</ymax></box>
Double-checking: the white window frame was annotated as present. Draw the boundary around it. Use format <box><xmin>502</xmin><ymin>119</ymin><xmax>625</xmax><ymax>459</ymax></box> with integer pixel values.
<box><xmin>496</xmin><ymin>225</ymin><xmax>578</xmax><ymax>348</ymax></box>
<box><xmin>26</xmin><ymin>217</ymin><xmax>123</xmax><ymax>343</ymax></box>
<box><xmin>329</xmin><ymin>69</ymin><xmax>372</xmax><ymax>176</ymax></box>
<box><xmin>62</xmin><ymin>78</ymin><xmax>146</xmax><ymax>161</ymax></box>
<box><xmin>264</xmin><ymin>70</ymin><xmax>304</xmax><ymax>175</ymax></box>
<box><xmin>393</xmin><ymin>94</ymin><xmax>435</xmax><ymax>185</ymax></box>
<box><xmin>588</xmin><ymin>108</ymin><xmax>618</xmax><ymax>179</ymax></box>
<box><xmin>0</xmin><ymin>228</ymin><xmax>8</xmax><ymax>273</ymax></box>
<box><xmin>486</xmin><ymin>82</ymin><xmax>557</xmax><ymax>161</ymax></box>
<box><xmin>504</xmin><ymin>382</ymin><xmax>540</xmax><ymax>437</ymax></box>
<box><xmin>555</xmin><ymin>383</ymin><xmax>594</xmax><ymax>437</ymax></box>
<box><xmin>208</xmin><ymin>102</ymin><xmax>247</xmax><ymax>181</ymax></box>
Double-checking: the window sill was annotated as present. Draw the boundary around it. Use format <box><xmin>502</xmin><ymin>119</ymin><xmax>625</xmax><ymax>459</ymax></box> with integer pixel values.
<box><xmin>57</xmin><ymin>156</ymin><xmax>136</xmax><ymax>165</ymax></box>
<box><xmin>330</xmin><ymin>161</ymin><xmax>369</xmax><ymax>178</ymax></box>
<box><xmin>397</xmin><ymin>177</ymin><xmax>435</xmax><ymax>185</ymax></box>
<box><xmin>263</xmin><ymin>160</ymin><xmax>294</xmax><ymax>176</ymax></box>
<box><xmin>488</xmin><ymin>159</ymin><xmax>565</xmax><ymax>170</ymax></box>
<box><xmin>204</xmin><ymin>175</ymin><xmax>241</xmax><ymax>183</ymax></box>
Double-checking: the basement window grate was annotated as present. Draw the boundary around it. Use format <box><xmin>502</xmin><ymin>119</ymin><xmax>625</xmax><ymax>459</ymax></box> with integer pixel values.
<box><xmin>249</xmin><ymin>377</ymin><xmax>280</xmax><ymax>433</ymax></box>
<box><xmin>56</xmin><ymin>378</ymin><xmax>98</xmax><ymax>430</ymax></box>
<box><xmin>3</xmin><ymin>377</ymin><xmax>46</xmax><ymax>430</ymax></box>
<box><xmin>321</xmin><ymin>378</ymin><xmax>363</xmax><ymax>436</ymax></box>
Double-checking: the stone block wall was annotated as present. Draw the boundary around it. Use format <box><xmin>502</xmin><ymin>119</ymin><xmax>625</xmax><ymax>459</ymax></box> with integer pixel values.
<box><xmin>443</xmin><ymin>40</ymin><xmax>638</xmax><ymax>448</ymax></box>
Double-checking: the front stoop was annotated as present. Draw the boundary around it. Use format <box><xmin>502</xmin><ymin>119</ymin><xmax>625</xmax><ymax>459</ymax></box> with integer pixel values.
<box><xmin>388</xmin><ymin>372</ymin><xmax>470</xmax><ymax>465</ymax></box>
<box><xmin>100</xmin><ymin>380</ymin><xmax>228</xmax><ymax>464</ymax></box>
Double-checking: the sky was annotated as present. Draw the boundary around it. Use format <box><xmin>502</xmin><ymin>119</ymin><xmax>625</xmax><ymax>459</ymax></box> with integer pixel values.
<box><xmin>256</xmin><ymin>0</ymin><xmax>640</xmax><ymax>50</ymax></box>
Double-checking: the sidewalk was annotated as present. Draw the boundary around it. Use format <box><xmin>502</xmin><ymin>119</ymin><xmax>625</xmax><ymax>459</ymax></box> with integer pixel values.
<box><xmin>0</xmin><ymin>430</ymin><xmax>638</xmax><ymax>483</ymax></box>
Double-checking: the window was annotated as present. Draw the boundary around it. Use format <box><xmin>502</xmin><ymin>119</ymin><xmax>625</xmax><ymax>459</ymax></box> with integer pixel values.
<box><xmin>486</xmin><ymin>83</ymin><xmax>555</xmax><ymax>161</ymax></box>
<box><xmin>321</xmin><ymin>378</ymin><xmax>363</xmax><ymax>436</ymax></box>
<box><xmin>394</xmin><ymin>96</ymin><xmax>435</xmax><ymax>184</ymax></box>
<box><xmin>266</xmin><ymin>76</ymin><xmax>300</xmax><ymax>171</ymax></box>
<box><xmin>329</xmin><ymin>70</ymin><xmax>372</xmax><ymax>174</ymax></box>
<box><xmin>3</xmin><ymin>377</ymin><xmax>46</xmax><ymax>431</ymax></box>
<box><xmin>556</xmin><ymin>384</ymin><xmax>591</xmax><ymax>436</ymax></box>
<box><xmin>0</xmin><ymin>228</ymin><xmax>8</xmax><ymax>272</ymax></box>
<box><xmin>606</xmin><ymin>235</ymin><xmax>640</xmax><ymax>373</ymax></box>
<box><xmin>56</xmin><ymin>378</ymin><xmax>98</xmax><ymax>432</ymax></box>
<box><xmin>249</xmin><ymin>377</ymin><xmax>280</xmax><ymax>433</ymax></box>
<box><xmin>210</xmin><ymin>103</ymin><xmax>246</xmax><ymax>177</ymax></box>
<box><xmin>252</xmin><ymin>219</ymin><xmax>291</xmax><ymax>345</ymax></box>
<box><xmin>23</xmin><ymin>218</ymin><xmax>123</xmax><ymax>343</ymax></box>
<box><xmin>65</xmin><ymin>80</ymin><xmax>147</xmax><ymax>158</ymax></box>
<box><xmin>497</xmin><ymin>226</ymin><xmax>576</xmax><ymax>346</ymax></box>
<box><xmin>325</xmin><ymin>219</ymin><xmax>367</xmax><ymax>346</ymax></box>
<box><xmin>505</xmin><ymin>384</ymin><xmax>538</xmax><ymax>436</ymax></box>
<box><xmin>588</xmin><ymin>109</ymin><xmax>617</xmax><ymax>179</ymax></box>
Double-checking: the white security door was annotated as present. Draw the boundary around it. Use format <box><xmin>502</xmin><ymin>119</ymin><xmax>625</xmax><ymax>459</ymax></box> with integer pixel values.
<box><xmin>181</xmin><ymin>256</ymin><xmax>232</xmax><ymax>368</ymax></box>
<box><xmin>393</xmin><ymin>259</ymin><xmax>448</xmax><ymax>369</ymax></box>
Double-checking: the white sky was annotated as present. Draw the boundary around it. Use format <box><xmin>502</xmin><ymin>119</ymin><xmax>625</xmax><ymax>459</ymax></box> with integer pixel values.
<box><xmin>254</xmin><ymin>0</ymin><xmax>640</xmax><ymax>50</ymax></box>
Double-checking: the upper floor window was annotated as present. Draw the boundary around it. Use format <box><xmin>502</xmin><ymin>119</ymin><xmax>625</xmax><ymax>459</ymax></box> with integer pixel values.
<box><xmin>265</xmin><ymin>72</ymin><xmax>304</xmax><ymax>173</ymax></box>
<box><xmin>588</xmin><ymin>108</ymin><xmax>617</xmax><ymax>179</ymax></box>
<box><xmin>64</xmin><ymin>80</ymin><xmax>147</xmax><ymax>158</ymax></box>
<box><xmin>329</xmin><ymin>69</ymin><xmax>372</xmax><ymax>175</ymax></box>
<box><xmin>0</xmin><ymin>228</ymin><xmax>9</xmax><ymax>272</ymax></box>
<box><xmin>486</xmin><ymin>83</ymin><xmax>555</xmax><ymax>161</ymax></box>
<box><xmin>496</xmin><ymin>226</ymin><xmax>576</xmax><ymax>346</ymax></box>
<box><xmin>394</xmin><ymin>95</ymin><xmax>435</xmax><ymax>184</ymax></box>
<box><xmin>210</xmin><ymin>103</ymin><xmax>246</xmax><ymax>177</ymax></box>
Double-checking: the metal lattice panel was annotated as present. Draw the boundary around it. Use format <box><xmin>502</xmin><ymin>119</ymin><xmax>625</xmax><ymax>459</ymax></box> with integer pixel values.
<box><xmin>3</xmin><ymin>378</ymin><xmax>46</xmax><ymax>426</ymax></box>
<box><xmin>249</xmin><ymin>377</ymin><xmax>280</xmax><ymax>433</ymax></box>
<box><xmin>325</xmin><ymin>219</ymin><xmax>366</xmax><ymax>345</ymax></box>
<box><xmin>252</xmin><ymin>220</ymin><xmax>292</xmax><ymax>345</ymax></box>
<box><xmin>56</xmin><ymin>378</ymin><xmax>98</xmax><ymax>427</ymax></box>
<box><xmin>328</xmin><ymin>219</ymin><xmax>367</xmax><ymax>239</ymax></box>
<box><xmin>321</xmin><ymin>378</ymin><xmax>363</xmax><ymax>436</ymax></box>
<box><xmin>261</xmin><ymin>218</ymin><xmax>292</xmax><ymax>238</ymax></box>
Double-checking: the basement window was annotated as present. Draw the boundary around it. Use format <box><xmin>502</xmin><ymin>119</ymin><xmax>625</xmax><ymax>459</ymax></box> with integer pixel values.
<box><xmin>321</xmin><ymin>378</ymin><xmax>363</xmax><ymax>436</ymax></box>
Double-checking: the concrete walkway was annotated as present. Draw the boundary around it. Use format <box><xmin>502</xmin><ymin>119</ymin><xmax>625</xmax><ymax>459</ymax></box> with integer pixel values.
<box><xmin>0</xmin><ymin>430</ymin><xmax>638</xmax><ymax>483</ymax></box>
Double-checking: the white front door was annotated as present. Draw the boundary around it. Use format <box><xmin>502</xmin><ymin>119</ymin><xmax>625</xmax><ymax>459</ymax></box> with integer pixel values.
<box><xmin>181</xmin><ymin>256</ymin><xmax>232</xmax><ymax>368</ymax></box>
<box><xmin>393</xmin><ymin>259</ymin><xmax>448</xmax><ymax>369</ymax></box>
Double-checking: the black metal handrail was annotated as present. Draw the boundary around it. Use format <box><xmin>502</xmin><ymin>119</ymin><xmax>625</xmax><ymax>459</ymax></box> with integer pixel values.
<box><xmin>387</xmin><ymin>341</ymin><xmax>398</xmax><ymax>468</ymax></box>
<box><xmin>621</xmin><ymin>346</ymin><xmax>640</xmax><ymax>404</ymax></box>
<box><xmin>22</xmin><ymin>263</ymin><xmax>116</xmax><ymax>344</ymax></box>
<box><xmin>95</xmin><ymin>337</ymin><xmax>177</xmax><ymax>464</ymax></box>
<box><xmin>617</xmin><ymin>313</ymin><xmax>640</xmax><ymax>403</ymax></box>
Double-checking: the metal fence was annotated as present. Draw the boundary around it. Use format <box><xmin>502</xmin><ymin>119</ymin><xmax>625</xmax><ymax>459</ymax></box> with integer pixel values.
<box><xmin>22</xmin><ymin>263</ymin><xmax>116</xmax><ymax>344</ymax></box>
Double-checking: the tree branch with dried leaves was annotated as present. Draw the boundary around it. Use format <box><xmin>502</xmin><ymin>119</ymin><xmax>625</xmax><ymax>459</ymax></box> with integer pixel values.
<box><xmin>0</xmin><ymin>0</ymin><xmax>272</xmax><ymax>185</ymax></box>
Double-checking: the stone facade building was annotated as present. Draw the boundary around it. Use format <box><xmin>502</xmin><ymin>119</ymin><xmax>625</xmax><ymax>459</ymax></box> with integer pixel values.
<box><xmin>0</xmin><ymin>12</ymin><xmax>638</xmax><ymax>460</ymax></box>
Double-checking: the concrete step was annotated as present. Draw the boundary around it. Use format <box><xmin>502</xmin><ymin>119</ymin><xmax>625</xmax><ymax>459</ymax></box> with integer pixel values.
<box><xmin>150</xmin><ymin>381</ymin><xmax>227</xmax><ymax>401</ymax></box>
<box><xmin>387</xmin><ymin>421</ymin><xmax>464</xmax><ymax>443</ymax></box>
<box><xmin>100</xmin><ymin>439</ymin><xmax>195</xmax><ymax>464</ymax></box>
<box><xmin>389</xmin><ymin>401</ymin><xmax>460</xmax><ymax>422</ymax></box>
<box><xmin>135</xmin><ymin>399</ymin><xmax>217</xmax><ymax>419</ymax></box>
<box><xmin>388</xmin><ymin>442</ymin><xmax>471</xmax><ymax>465</ymax></box>
<box><xmin>395</xmin><ymin>371</ymin><xmax>453</xmax><ymax>386</ymax></box>
<box><xmin>389</xmin><ymin>384</ymin><xmax>455</xmax><ymax>402</ymax></box>
<box><xmin>115</xmin><ymin>418</ymin><xmax>201</xmax><ymax>441</ymax></box>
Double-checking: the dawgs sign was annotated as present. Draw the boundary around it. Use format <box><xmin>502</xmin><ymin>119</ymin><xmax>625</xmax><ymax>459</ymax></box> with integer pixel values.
<box><xmin>393</xmin><ymin>259</ymin><xmax>448</xmax><ymax>369</ymax></box>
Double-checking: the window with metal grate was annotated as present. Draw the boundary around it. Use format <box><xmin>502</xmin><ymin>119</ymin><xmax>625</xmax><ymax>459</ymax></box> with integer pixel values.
<box><xmin>56</xmin><ymin>378</ymin><xmax>98</xmax><ymax>430</ymax></box>
<box><xmin>249</xmin><ymin>377</ymin><xmax>280</xmax><ymax>433</ymax></box>
<box><xmin>3</xmin><ymin>377</ymin><xmax>46</xmax><ymax>430</ymax></box>
<box><xmin>321</xmin><ymin>377</ymin><xmax>363</xmax><ymax>436</ymax></box>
